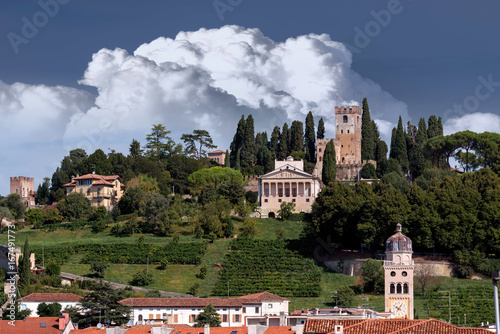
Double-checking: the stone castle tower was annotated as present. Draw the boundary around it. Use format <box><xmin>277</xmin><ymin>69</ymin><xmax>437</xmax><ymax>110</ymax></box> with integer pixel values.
<box><xmin>384</xmin><ymin>223</ymin><xmax>414</xmax><ymax>319</ymax></box>
<box><xmin>10</xmin><ymin>176</ymin><xmax>35</xmax><ymax>207</ymax></box>
<box><xmin>335</xmin><ymin>105</ymin><xmax>362</xmax><ymax>164</ymax></box>
<box><xmin>314</xmin><ymin>104</ymin><xmax>374</xmax><ymax>180</ymax></box>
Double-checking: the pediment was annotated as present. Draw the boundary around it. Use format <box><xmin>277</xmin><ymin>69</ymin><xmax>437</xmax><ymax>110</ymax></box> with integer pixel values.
<box><xmin>261</xmin><ymin>167</ymin><xmax>313</xmax><ymax>179</ymax></box>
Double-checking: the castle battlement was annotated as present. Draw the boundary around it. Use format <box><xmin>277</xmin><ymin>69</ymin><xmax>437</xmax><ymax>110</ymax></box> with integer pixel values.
<box><xmin>10</xmin><ymin>176</ymin><xmax>34</xmax><ymax>183</ymax></box>
<box><xmin>335</xmin><ymin>105</ymin><xmax>362</xmax><ymax>115</ymax></box>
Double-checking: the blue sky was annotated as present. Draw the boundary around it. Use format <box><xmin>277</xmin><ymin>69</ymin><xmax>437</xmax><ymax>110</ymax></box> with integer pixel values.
<box><xmin>1</xmin><ymin>0</ymin><xmax>499</xmax><ymax>194</ymax></box>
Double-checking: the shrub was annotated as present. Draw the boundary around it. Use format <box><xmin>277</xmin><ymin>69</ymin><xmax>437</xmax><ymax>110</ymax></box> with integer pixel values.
<box><xmin>198</xmin><ymin>266</ymin><xmax>207</xmax><ymax>279</ymax></box>
<box><xmin>189</xmin><ymin>283</ymin><xmax>200</xmax><ymax>296</ymax></box>
<box><xmin>159</xmin><ymin>259</ymin><xmax>168</xmax><ymax>270</ymax></box>
<box><xmin>130</xmin><ymin>270</ymin><xmax>153</xmax><ymax>286</ymax></box>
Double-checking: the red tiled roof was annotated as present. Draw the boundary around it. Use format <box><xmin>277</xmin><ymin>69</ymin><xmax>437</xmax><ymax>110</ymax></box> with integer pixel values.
<box><xmin>120</xmin><ymin>297</ymin><xmax>252</xmax><ymax>307</ymax></box>
<box><xmin>304</xmin><ymin>318</ymin><xmax>365</xmax><ymax>333</ymax></box>
<box><xmin>264</xmin><ymin>326</ymin><xmax>295</xmax><ymax>334</ymax></box>
<box><xmin>92</xmin><ymin>179</ymin><xmax>114</xmax><ymax>186</ymax></box>
<box><xmin>208</xmin><ymin>150</ymin><xmax>225</xmax><ymax>154</ymax></box>
<box><xmin>238</xmin><ymin>292</ymin><xmax>289</xmax><ymax>302</ymax></box>
<box><xmin>305</xmin><ymin>318</ymin><xmax>491</xmax><ymax>334</ymax></box>
<box><xmin>73</xmin><ymin>324</ymin><xmax>194</xmax><ymax>334</ymax></box>
<box><xmin>0</xmin><ymin>317</ymin><xmax>61</xmax><ymax>334</ymax></box>
<box><xmin>63</xmin><ymin>182</ymin><xmax>76</xmax><ymax>187</ymax></box>
<box><xmin>20</xmin><ymin>293</ymin><xmax>82</xmax><ymax>302</ymax></box>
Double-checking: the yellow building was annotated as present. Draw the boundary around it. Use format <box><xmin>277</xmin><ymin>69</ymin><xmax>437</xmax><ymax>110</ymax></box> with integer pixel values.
<box><xmin>63</xmin><ymin>173</ymin><xmax>124</xmax><ymax>210</ymax></box>
<box><xmin>258</xmin><ymin>157</ymin><xmax>321</xmax><ymax>218</ymax></box>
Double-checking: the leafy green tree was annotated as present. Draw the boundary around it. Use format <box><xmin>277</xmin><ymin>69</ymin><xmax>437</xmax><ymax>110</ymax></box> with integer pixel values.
<box><xmin>427</xmin><ymin>115</ymin><xmax>441</xmax><ymax>138</ymax></box>
<box><xmin>361</xmin><ymin>98</ymin><xmax>376</xmax><ymax>160</ymax></box>
<box><xmin>360</xmin><ymin>163</ymin><xmax>376</xmax><ymax>179</ymax></box>
<box><xmin>70</xmin><ymin>282</ymin><xmax>131</xmax><ymax>327</ymax></box>
<box><xmin>290</xmin><ymin>120</ymin><xmax>304</xmax><ymax>153</ymax></box>
<box><xmin>0</xmin><ymin>193</ymin><xmax>25</xmax><ymax>219</ymax></box>
<box><xmin>336</xmin><ymin>286</ymin><xmax>355</xmax><ymax>307</ymax></box>
<box><xmin>37</xmin><ymin>302</ymin><xmax>62</xmax><ymax>317</ymax></box>
<box><xmin>145</xmin><ymin>124</ymin><xmax>178</xmax><ymax>160</ymax></box>
<box><xmin>89</xmin><ymin>261</ymin><xmax>109</xmax><ymax>278</ymax></box>
<box><xmin>381</xmin><ymin>171</ymin><xmax>410</xmax><ymax>193</ymax></box>
<box><xmin>322</xmin><ymin>140</ymin><xmax>337</xmax><ymax>184</ymax></box>
<box><xmin>277</xmin><ymin>123</ymin><xmax>289</xmax><ymax>160</ymax></box>
<box><xmin>5</xmin><ymin>300</ymin><xmax>31</xmax><ymax>320</ymax></box>
<box><xmin>84</xmin><ymin>149</ymin><xmax>113</xmax><ymax>175</ymax></box>
<box><xmin>240</xmin><ymin>115</ymin><xmax>256</xmax><ymax>173</ymax></box>
<box><xmin>317</xmin><ymin>117</ymin><xmax>325</xmax><ymax>140</ymax></box>
<box><xmin>129</xmin><ymin>139</ymin><xmax>143</xmax><ymax>158</ymax></box>
<box><xmin>57</xmin><ymin>192</ymin><xmax>92</xmax><ymax>220</ymax></box>
<box><xmin>305</xmin><ymin>111</ymin><xmax>316</xmax><ymax>163</ymax></box>
<box><xmin>45</xmin><ymin>262</ymin><xmax>61</xmax><ymax>276</ymax></box>
<box><xmin>194</xmin><ymin>304</ymin><xmax>221</xmax><ymax>327</ymax></box>
<box><xmin>181</xmin><ymin>130</ymin><xmax>217</xmax><ymax>159</ymax></box>
<box><xmin>361</xmin><ymin>259</ymin><xmax>384</xmax><ymax>293</ymax></box>
<box><xmin>188</xmin><ymin>167</ymin><xmax>245</xmax><ymax>205</ymax></box>
<box><xmin>198</xmin><ymin>266</ymin><xmax>208</xmax><ymax>279</ymax></box>
<box><xmin>37</xmin><ymin>177</ymin><xmax>51</xmax><ymax>205</ymax></box>
<box><xmin>240</xmin><ymin>219</ymin><xmax>257</xmax><ymax>237</ymax></box>
<box><xmin>130</xmin><ymin>269</ymin><xmax>154</xmax><ymax>286</ymax></box>
<box><xmin>278</xmin><ymin>201</ymin><xmax>295</xmax><ymax>220</ymax></box>
<box><xmin>0</xmin><ymin>207</ymin><xmax>14</xmax><ymax>220</ymax></box>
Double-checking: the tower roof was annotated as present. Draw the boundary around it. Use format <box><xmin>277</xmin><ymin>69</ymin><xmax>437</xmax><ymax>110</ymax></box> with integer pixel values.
<box><xmin>386</xmin><ymin>223</ymin><xmax>412</xmax><ymax>252</ymax></box>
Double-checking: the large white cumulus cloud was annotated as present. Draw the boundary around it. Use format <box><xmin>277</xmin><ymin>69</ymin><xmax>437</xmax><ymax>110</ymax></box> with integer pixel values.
<box><xmin>1</xmin><ymin>25</ymin><xmax>412</xmax><ymax>193</ymax></box>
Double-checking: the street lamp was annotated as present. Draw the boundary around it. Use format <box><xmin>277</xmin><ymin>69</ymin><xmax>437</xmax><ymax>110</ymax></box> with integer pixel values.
<box><xmin>492</xmin><ymin>272</ymin><xmax>500</xmax><ymax>334</ymax></box>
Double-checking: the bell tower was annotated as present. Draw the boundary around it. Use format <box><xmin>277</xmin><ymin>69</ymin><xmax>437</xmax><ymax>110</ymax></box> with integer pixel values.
<box><xmin>335</xmin><ymin>105</ymin><xmax>362</xmax><ymax>164</ymax></box>
<box><xmin>384</xmin><ymin>223</ymin><xmax>414</xmax><ymax>319</ymax></box>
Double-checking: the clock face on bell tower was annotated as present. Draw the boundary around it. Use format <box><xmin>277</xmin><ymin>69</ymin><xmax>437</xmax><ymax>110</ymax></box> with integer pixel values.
<box><xmin>384</xmin><ymin>224</ymin><xmax>414</xmax><ymax>319</ymax></box>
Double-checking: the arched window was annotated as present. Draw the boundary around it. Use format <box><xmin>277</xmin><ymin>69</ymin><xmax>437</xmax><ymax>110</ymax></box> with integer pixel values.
<box><xmin>403</xmin><ymin>283</ymin><xmax>409</xmax><ymax>294</ymax></box>
<box><xmin>319</xmin><ymin>157</ymin><xmax>322</xmax><ymax>162</ymax></box>
<box><xmin>347</xmin><ymin>130</ymin><xmax>350</xmax><ymax>134</ymax></box>
<box><xmin>343</xmin><ymin>115</ymin><xmax>348</xmax><ymax>123</ymax></box>
<box><xmin>390</xmin><ymin>283</ymin><xmax>395</xmax><ymax>294</ymax></box>
<box><xmin>397</xmin><ymin>283</ymin><xmax>402</xmax><ymax>294</ymax></box>
<box><xmin>138</xmin><ymin>315</ymin><xmax>143</xmax><ymax>321</ymax></box>
<box><xmin>341</xmin><ymin>130</ymin><xmax>343</xmax><ymax>134</ymax></box>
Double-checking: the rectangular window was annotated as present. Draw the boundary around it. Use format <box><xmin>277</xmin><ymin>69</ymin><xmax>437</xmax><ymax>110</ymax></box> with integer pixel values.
<box><xmin>174</xmin><ymin>314</ymin><xmax>178</xmax><ymax>323</ymax></box>
<box><xmin>222</xmin><ymin>314</ymin><xmax>228</xmax><ymax>322</ymax></box>
<box><xmin>189</xmin><ymin>315</ymin><xmax>196</xmax><ymax>323</ymax></box>
<box><xmin>268</xmin><ymin>304</ymin><xmax>273</xmax><ymax>308</ymax></box>
<box><xmin>149</xmin><ymin>314</ymin><xmax>154</xmax><ymax>320</ymax></box>
<box><xmin>278</xmin><ymin>199</ymin><xmax>282</xmax><ymax>203</ymax></box>
<box><xmin>243</xmin><ymin>307</ymin><xmax>246</xmax><ymax>314</ymax></box>
<box><xmin>264</xmin><ymin>199</ymin><xmax>268</xmax><ymax>203</ymax></box>
<box><xmin>255</xmin><ymin>307</ymin><xmax>259</xmax><ymax>313</ymax></box>
<box><xmin>233</xmin><ymin>314</ymin><xmax>241</xmax><ymax>323</ymax></box>
<box><xmin>306</xmin><ymin>199</ymin><xmax>310</xmax><ymax>203</ymax></box>
<box><xmin>292</xmin><ymin>199</ymin><xmax>296</xmax><ymax>203</ymax></box>
<box><xmin>156</xmin><ymin>314</ymin><xmax>161</xmax><ymax>319</ymax></box>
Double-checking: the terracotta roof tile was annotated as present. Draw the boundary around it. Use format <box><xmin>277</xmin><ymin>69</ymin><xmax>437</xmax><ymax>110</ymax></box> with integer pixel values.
<box><xmin>20</xmin><ymin>293</ymin><xmax>82</xmax><ymax>302</ymax></box>
<box><xmin>237</xmin><ymin>292</ymin><xmax>289</xmax><ymax>302</ymax></box>
<box><xmin>304</xmin><ymin>318</ymin><xmax>365</xmax><ymax>333</ymax></box>
<box><xmin>342</xmin><ymin>319</ymin><xmax>424</xmax><ymax>334</ymax></box>
<box><xmin>0</xmin><ymin>317</ymin><xmax>61</xmax><ymax>333</ymax></box>
<box><xmin>120</xmin><ymin>297</ymin><xmax>255</xmax><ymax>307</ymax></box>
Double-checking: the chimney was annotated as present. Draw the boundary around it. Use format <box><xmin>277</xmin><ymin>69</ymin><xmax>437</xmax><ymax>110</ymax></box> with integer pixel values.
<box><xmin>334</xmin><ymin>325</ymin><xmax>343</xmax><ymax>334</ymax></box>
<box><xmin>279</xmin><ymin>311</ymin><xmax>286</xmax><ymax>326</ymax></box>
<box><xmin>205</xmin><ymin>323</ymin><xmax>210</xmax><ymax>334</ymax></box>
<box><xmin>59</xmin><ymin>311</ymin><xmax>70</xmax><ymax>330</ymax></box>
<box><xmin>291</xmin><ymin>325</ymin><xmax>304</xmax><ymax>334</ymax></box>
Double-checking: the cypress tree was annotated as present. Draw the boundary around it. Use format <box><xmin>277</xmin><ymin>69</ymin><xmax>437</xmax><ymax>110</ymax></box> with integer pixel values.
<box><xmin>416</xmin><ymin>117</ymin><xmax>428</xmax><ymax>145</ymax></box>
<box><xmin>290</xmin><ymin>120</ymin><xmax>304</xmax><ymax>153</ymax></box>
<box><xmin>19</xmin><ymin>239</ymin><xmax>31</xmax><ymax>287</ymax></box>
<box><xmin>361</xmin><ymin>98</ymin><xmax>376</xmax><ymax>160</ymax></box>
<box><xmin>277</xmin><ymin>123</ymin><xmax>289</xmax><ymax>160</ymax></box>
<box><xmin>375</xmin><ymin>140</ymin><xmax>388</xmax><ymax>177</ymax></box>
<box><xmin>392</xmin><ymin>116</ymin><xmax>409</xmax><ymax>173</ymax></box>
<box><xmin>322</xmin><ymin>140</ymin><xmax>337</xmax><ymax>185</ymax></box>
<box><xmin>229</xmin><ymin>116</ymin><xmax>246</xmax><ymax>168</ymax></box>
<box><xmin>240</xmin><ymin>115</ymin><xmax>256</xmax><ymax>173</ymax></box>
<box><xmin>437</xmin><ymin>116</ymin><xmax>444</xmax><ymax>136</ymax></box>
<box><xmin>390</xmin><ymin>128</ymin><xmax>397</xmax><ymax>158</ymax></box>
<box><xmin>427</xmin><ymin>115</ymin><xmax>440</xmax><ymax>138</ymax></box>
<box><xmin>269</xmin><ymin>126</ymin><xmax>280</xmax><ymax>159</ymax></box>
<box><xmin>224</xmin><ymin>150</ymin><xmax>230</xmax><ymax>167</ymax></box>
<box><xmin>305</xmin><ymin>111</ymin><xmax>316</xmax><ymax>162</ymax></box>
<box><xmin>317</xmin><ymin>118</ymin><xmax>325</xmax><ymax>140</ymax></box>
<box><xmin>235</xmin><ymin>148</ymin><xmax>241</xmax><ymax>171</ymax></box>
